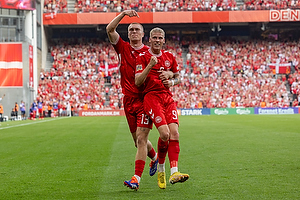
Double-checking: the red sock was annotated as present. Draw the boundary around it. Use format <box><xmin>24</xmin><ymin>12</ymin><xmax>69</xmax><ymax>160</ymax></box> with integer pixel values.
<box><xmin>168</xmin><ymin>139</ymin><xmax>180</xmax><ymax>168</ymax></box>
<box><xmin>147</xmin><ymin>147</ymin><xmax>156</xmax><ymax>160</ymax></box>
<box><xmin>157</xmin><ymin>137</ymin><xmax>169</xmax><ymax>164</ymax></box>
<box><xmin>135</xmin><ymin>160</ymin><xmax>145</xmax><ymax>178</ymax></box>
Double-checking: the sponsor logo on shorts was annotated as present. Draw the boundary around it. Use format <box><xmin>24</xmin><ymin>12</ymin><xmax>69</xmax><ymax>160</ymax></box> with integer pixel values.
<box><xmin>155</xmin><ymin>116</ymin><xmax>162</xmax><ymax>124</ymax></box>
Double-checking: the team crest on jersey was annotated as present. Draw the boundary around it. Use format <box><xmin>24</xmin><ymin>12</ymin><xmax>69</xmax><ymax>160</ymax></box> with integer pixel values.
<box><xmin>165</xmin><ymin>60</ymin><xmax>170</xmax><ymax>67</ymax></box>
<box><xmin>136</xmin><ymin>64</ymin><xmax>142</xmax><ymax>71</ymax></box>
<box><xmin>155</xmin><ymin>116</ymin><xmax>162</xmax><ymax>124</ymax></box>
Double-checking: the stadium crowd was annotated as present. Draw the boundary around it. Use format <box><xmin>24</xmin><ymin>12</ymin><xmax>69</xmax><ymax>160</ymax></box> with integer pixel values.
<box><xmin>43</xmin><ymin>0</ymin><xmax>300</xmax><ymax>14</ymax></box>
<box><xmin>34</xmin><ymin>37</ymin><xmax>300</xmax><ymax>116</ymax></box>
<box><xmin>73</xmin><ymin>0</ymin><xmax>238</xmax><ymax>13</ymax></box>
<box><xmin>44</xmin><ymin>0</ymin><xmax>68</xmax><ymax>13</ymax></box>
<box><xmin>177</xmin><ymin>39</ymin><xmax>299</xmax><ymax>108</ymax></box>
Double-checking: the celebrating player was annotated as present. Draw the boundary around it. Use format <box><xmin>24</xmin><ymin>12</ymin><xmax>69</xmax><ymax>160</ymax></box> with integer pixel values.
<box><xmin>135</xmin><ymin>27</ymin><xmax>189</xmax><ymax>189</ymax></box>
<box><xmin>106</xmin><ymin>10</ymin><xmax>159</xmax><ymax>190</ymax></box>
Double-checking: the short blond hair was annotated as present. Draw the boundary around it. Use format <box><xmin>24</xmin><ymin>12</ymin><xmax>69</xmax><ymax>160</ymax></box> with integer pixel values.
<box><xmin>150</xmin><ymin>27</ymin><xmax>165</xmax><ymax>38</ymax></box>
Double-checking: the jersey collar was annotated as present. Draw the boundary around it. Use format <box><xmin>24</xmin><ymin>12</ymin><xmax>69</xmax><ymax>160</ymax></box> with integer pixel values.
<box><xmin>148</xmin><ymin>49</ymin><xmax>162</xmax><ymax>57</ymax></box>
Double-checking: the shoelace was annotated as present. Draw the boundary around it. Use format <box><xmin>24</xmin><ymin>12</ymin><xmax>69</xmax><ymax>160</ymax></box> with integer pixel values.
<box><xmin>159</xmin><ymin>173</ymin><xmax>165</xmax><ymax>183</ymax></box>
<box><xmin>150</xmin><ymin>161</ymin><xmax>154</xmax><ymax>167</ymax></box>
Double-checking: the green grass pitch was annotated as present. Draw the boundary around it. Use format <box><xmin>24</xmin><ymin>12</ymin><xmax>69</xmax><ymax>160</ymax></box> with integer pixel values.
<box><xmin>0</xmin><ymin>115</ymin><xmax>299</xmax><ymax>199</ymax></box>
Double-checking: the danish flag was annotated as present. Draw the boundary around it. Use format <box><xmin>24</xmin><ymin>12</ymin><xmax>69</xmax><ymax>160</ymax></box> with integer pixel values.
<box><xmin>0</xmin><ymin>43</ymin><xmax>23</xmax><ymax>87</ymax></box>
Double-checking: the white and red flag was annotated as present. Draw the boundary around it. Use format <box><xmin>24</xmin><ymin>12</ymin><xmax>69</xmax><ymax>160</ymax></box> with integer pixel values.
<box><xmin>0</xmin><ymin>43</ymin><xmax>23</xmax><ymax>87</ymax></box>
<box><xmin>268</xmin><ymin>63</ymin><xmax>291</xmax><ymax>74</ymax></box>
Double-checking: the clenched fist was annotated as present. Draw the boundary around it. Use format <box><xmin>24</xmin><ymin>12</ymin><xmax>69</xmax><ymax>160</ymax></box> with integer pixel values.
<box><xmin>149</xmin><ymin>56</ymin><xmax>158</xmax><ymax>68</ymax></box>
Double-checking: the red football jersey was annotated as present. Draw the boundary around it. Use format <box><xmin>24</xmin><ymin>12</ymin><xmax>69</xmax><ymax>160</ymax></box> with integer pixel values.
<box><xmin>113</xmin><ymin>36</ymin><xmax>149</xmax><ymax>97</ymax></box>
<box><xmin>135</xmin><ymin>49</ymin><xmax>180</xmax><ymax>95</ymax></box>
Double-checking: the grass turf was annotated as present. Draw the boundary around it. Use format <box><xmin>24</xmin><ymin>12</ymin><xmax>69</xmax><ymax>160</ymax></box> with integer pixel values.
<box><xmin>0</xmin><ymin>115</ymin><xmax>299</xmax><ymax>199</ymax></box>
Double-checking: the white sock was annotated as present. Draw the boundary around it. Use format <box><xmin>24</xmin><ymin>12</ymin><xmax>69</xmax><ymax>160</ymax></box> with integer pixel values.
<box><xmin>158</xmin><ymin>163</ymin><xmax>165</xmax><ymax>172</ymax></box>
<box><xmin>152</xmin><ymin>153</ymin><xmax>157</xmax><ymax>161</ymax></box>
<box><xmin>134</xmin><ymin>175</ymin><xmax>141</xmax><ymax>183</ymax></box>
<box><xmin>170</xmin><ymin>167</ymin><xmax>178</xmax><ymax>175</ymax></box>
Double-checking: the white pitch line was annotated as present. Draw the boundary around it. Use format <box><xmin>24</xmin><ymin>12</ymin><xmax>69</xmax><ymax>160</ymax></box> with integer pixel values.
<box><xmin>0</xmin><ymin>117</ymin><xmax>67</xmax><ymax>130</ymax></box>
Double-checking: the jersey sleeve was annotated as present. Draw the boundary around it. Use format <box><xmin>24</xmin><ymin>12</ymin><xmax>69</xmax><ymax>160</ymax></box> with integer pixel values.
<box><xmin>113</xmin><ymin>36</ymin><xmax>125</xmax><ymax>54</ymax></box>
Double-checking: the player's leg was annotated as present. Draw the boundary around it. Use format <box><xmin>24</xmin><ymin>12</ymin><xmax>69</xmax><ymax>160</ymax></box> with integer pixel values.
<box><xmin>139</xmin><ymin>110</ymin><xmax>157</xmax><ymax>176</ymax></box>
<box><xmin>165</xmin><ymin>97</ymin><xmax>189</xmax><ymax>185</ymax></box>
<box><xmin>156</xmin><ymin>124</ymin><xmax>170</xmax><ymax>189</ymax></box>
<box><xmin>147</xmin><ymin>139</ymin><xmax>158</xmax><ymax>176</ymax></box>
<box><xmin>128</xmin><ymin>123</ymin><xmax>156</xmax><ymax>162</ymax></box>
<box><xmin>33</xmin><ymin>110</ymin><xmax>36</xmax><ymax>120</ymax></box>
<box><xmin>124</xmin><ymin>127</ymin><xmax>149</xmax><ymax>190</ymax></box>
<box><xmin>123</xmin><ymin>96</ymin><xmax>157</xmax><ymax>190</ymax></box>
<box><xmin>144</xmin><ymin>92</ymin><xmax>169</xmax><ymax>189</ymax></box>
<box><xmin>133</xmin><ymin>115</ymin><xmax>157</xmax><ymax>178</ymax></box>
<box><xmin>124</xmin><ymin>96</ymin><xmax>157</xmax><ymax>163</ymax></box>
<box><xmin>168</xmin><ymin>123</ymin><xmax>189</xmax><ymax>184</ymax></box>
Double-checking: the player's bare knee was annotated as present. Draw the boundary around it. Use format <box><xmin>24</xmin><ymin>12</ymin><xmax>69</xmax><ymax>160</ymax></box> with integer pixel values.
<box><xmin>170</xmin><ymin>131</ymin><xmax>179</xmax><ymax>140</ymax></box>
<box><xmin>158</xmin><ymin>125</ymin><xmax>169</xmax><ymax>141</ymax></box>
<box><xmin>160</xmin><ymin>131</ymin><xmax>169</xmax><ymax>141</ymax></box>
<box><xmin>136</xmin><ymin>134</ymin><xmax>147</xmax><ymax>147</ymax></box>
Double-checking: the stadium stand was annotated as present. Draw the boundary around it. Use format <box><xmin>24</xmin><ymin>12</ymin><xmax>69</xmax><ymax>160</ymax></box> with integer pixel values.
<box><xmin>34</xmin><ymin>1</ymin><xmax>300</xmax><ymax>116</ymax></box>
<box><xmin>44</xmin><ymin>0</ymin><xmax>300</xmax><ymax>14</ymax></box>
<box><xmin>37</xmin><ymin>36</ymin><xmax>300</xmax><ymax>113</ymax></box>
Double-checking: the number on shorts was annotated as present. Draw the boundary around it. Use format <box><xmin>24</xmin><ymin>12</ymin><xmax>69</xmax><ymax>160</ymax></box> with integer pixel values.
<box><xmin>141</xmin><ymin>114</ymin><xmax>149</xmax><ymax>125</ymax></box>
<box><xmin>172</xmin><ymin>110</ymin><xmax>178</xmax><ymax>120</ymax></box>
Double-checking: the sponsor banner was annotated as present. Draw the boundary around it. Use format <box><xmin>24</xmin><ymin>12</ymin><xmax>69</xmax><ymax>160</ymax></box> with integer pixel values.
<box><xmin>0</xmin><ymin>43</ymin><xmax>23</xmax><ymax>87</ymax></box>
<box><xmin>211</xmin><ymin>108</ymin><xmax>233</xmax><ymax>115</ymax></box>
<box><xmin>270</xmin><ymin>10</ymin><xmax>300</xmax><ymax>22</ymax></box>
<box><xmin>43</xmin><ymin>10</ymin><xmax>300</xmax><ymax>25</ymax></box>
<box><xmin>255</xmin><ymin>107</ymin><xmax>298</xmax><ymax>115</ymax></box>
<box><xmin>44</xmin><ymin>12</ymin><xmax>57</xmax><ymax>20</ymax></box>
<box><xmin>29</xmin><ymin>45</ymin><xmax>33</xmax><ymax>88</ymax></box>
<box><xmin>235</xmin><ymin>108</ymin><xmax>254</xmax><ymax>115</ymax></box>
<box><xmin>211</xmin><ymin>108</ymin><xmax>254</xmax><ymax>115</ymax></box>
<box><xmin>79</xmin><ymin>109</ymin><xmax>125</xmax><ymax>116</ymax></box>
<box><xmin>180</xmin><ymin>109</ymin><xmax>210</xmax><ymax>116</ymax></box>
<box><xmin>299</xmin><ymin>107</ymin><xmax>300</xmax><ymax>114</ymax></box>
<box><xmin>44</xmin><ymin>10</ymin><xmax>270</xmax><ymax>25</ymax></box>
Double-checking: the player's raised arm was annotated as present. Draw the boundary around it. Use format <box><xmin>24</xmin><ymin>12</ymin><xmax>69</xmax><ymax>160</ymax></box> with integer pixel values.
<box><xmin>106</xmin><ymin>10</ymin><xmax>140</xmax><ymax>44</ymax></box>
<box><xmin>135</xmin><ymin>56</ymin><xmax>157</xmax><ymax>87</ymax></box>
